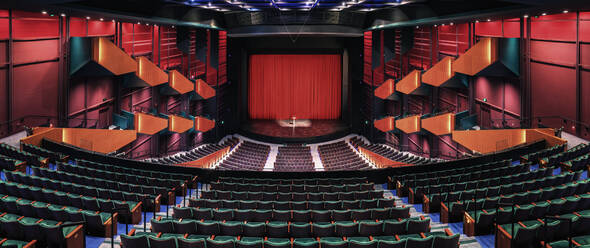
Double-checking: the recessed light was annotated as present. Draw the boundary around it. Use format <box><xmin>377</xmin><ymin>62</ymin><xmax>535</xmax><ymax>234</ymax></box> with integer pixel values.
<box><xmin>60</xmin><ymin>13</ymin><xmax>66</xmax><ymax>17</ymax></box>
<box><xmin>86</xmin><ymin>16</ymin><xmax>90</xmax><ymax>19</ymax></box>
<box><xmin>100</xmin><ymin>18</ymin><xmax>104</xmax><ymax>21</ymax></box>
<box><xmin>542</xmin><ymin>13</ymin><xmax>547</xmax><ymax>16</ymax></box>
<box><xmin>450</xmin><ymin>22</ymin><xmax>453</xmax><ymax>25</ymax></box>
<box><xmin>523</xmin><ymin>14</ymin><xmax>528</xmax><ymax>18</ymax></box>
<box><xmin>475</xmin><ymin>20</ymin><xmax>479</xmax><ymax>23</ymax></box>
<box><xmin>41</xmin><ymin>11</ymin><xmax>47</xmax><ymax>15</ymax></box>
<box><xmin>487</xmin><ymin>18</ymin><xmax>491</xmax><ymax>22</ymax></box>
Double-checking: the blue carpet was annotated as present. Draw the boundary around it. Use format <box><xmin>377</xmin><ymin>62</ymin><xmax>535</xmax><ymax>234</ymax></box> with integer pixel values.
<box><xmin>553</xmin><ymin>167</ymin><xmax>561</xmax><ymax>175</ymax></box>
<box><xmin>581</xmin><ymin>171</ymin><xmax>588</xmax><ymax>180</ymax></box>
<box><xmin>429</xmin><ymin>213</ymin><xmax>441</xmax><ymax>223</ymax></box>
<box><xmin>511</xmin><ymin>160</ymin><xmax>520</xmax><ymax>166</ymax></box>
<box><xmin>530</xmin><ymin>164</ymin><xmax>539</xmax><ymax>171</ymax></box>
<box><xmin>86</xmin><ymin>236</ymin><xmax>105</xmax><ymax>248</ymax></box>
<box><xmin>474</xmin><ymin>234</ymin><xmax>495</xmax><ymax>248</ymax></box>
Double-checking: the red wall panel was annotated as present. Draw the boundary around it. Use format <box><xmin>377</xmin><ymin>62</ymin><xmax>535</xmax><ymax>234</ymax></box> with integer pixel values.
<box><xmin>531</xmin><ymin>13</ymin><xmax>576</xmax><ymax>41</ymax></box>
<box><xmin>12</xmin><ymin>62</ymin><xmax>59</xmax><ymax>121</ymax></box>
<box><xmin>13</xmin><ymin>40</ymin><xmax>59</xmax><ymax>65</ymax></box>
<box><xmin>88</xmin><ymin>20</ymin><xmax>115</xmax><ymax>36</ymax></box>
<box><xmin>581</xmin><ymin>71</ymin><xmax>590</xmax><ymax>128</ymax></box>
<box><xmin>0</xmin><ymin>69</ymin><xmax>6</xmax><ymax>136</ymax></box>
<box><xmin>0</xmin><ymin>18</ymin><xmax>8</xmax><ymax>39</ymax></box>
<box><xmin>531</xmin><ymin>62</ymin><xmax>576</xmax><ymax>129</ymax></box>
<box><xmin>70</xmin><ymin>18</ymin><xmax>87</xmax><ymax>37</ymax></box>
<box><xmin>475</xmin><ymin>21</ymin><xmax>503</xmax><ymax>37</ymax></box>
<box><xmin>12</xmin><ymin>11</ymin><xmax>58</xmax><ymax>39</ymax></box>
<box><xmin>531</xmin><ymin>40</ymin><xmax>576</xmax><ymax>66</ymax></box>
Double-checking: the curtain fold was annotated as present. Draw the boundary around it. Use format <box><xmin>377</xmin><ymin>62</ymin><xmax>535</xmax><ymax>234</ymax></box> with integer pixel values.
<box><xmin>248</xmin><ymin>54</ymin><xmax>341</xmax><ymax>120</ymax></box>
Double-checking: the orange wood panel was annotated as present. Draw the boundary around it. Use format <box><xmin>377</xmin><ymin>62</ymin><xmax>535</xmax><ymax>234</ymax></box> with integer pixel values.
<box><xmin>396</xmin><ymin>70</ymin><xmax>422</xmax><ymax>94</ymax></box>
<box><xmin>62</xmin><ymin>128</ymin><xmax>137</xmax><ymax>154</ymax></box>
<box><xmin>374</xmin><ymin>117</ymin><xmax>395</xmax><ymax>132</ymax></box>
<box><xmin>195</xmin><ymin>116</ymin><xmax>215</xmax><ymax>132</ymax></box>
<box><xmin>396</xmin><ymin>115</ymin><xmax>421</xmax><ymax>134</ymax></box>
<box><xmin>421</xmin><ymin>113</ymin><xmax>455</xmax><ymax>135</ymax></box>
<box><xmin>195</xmin><ymin>79</ymin><xmax>216</xmax><ymax>99</ymax></box>
<box><xmin>91</xmin><ymin>37</ymin><xmax>136</xmax><ymax>75</ymax></box>
<box><xmin>453</xmin><ymin>37</ymin><xmax>498</xmax><ymax>76</ymax></box>
<box><xmin>359</xmin><ymin>147</ymin><xmax>411</xmax><ymax>168</ymax></box>
<box><xmin>134</xmin><ymin>113</ymin><xmax>169</xmax><ymax>135</ymax></box>
<box><xmin>452</xmin><ymin>129</ymin><xmax>528</xmax><ymax>154</ymax></box>
<box><xmin>169</xmin><ymin>115</ymin><xmax>194</xmax><ymax>133</ymax></box>
<box><xmin>422</xmin><ymin>57</ymin><xmax>454</xmax><ymax>87</ymax></box>
<box><xmin>177</xmin><ymin>146</ymin><xmax>229</xmax><ymax>168</ymax></box>
<box><xmin>21</xmin><ymin>128</ymin><xmax>136</xmax><ymax>154</ymax></box>
<box><xmin>169</xmin><ymin>70</ymin><xmax>194</xmax><ymax>94</ymax></box>
<box><xmin>525</xmin><ymin>129</ymin><xmax>567</xmax><ymax>148</ymax></box>
<box><xmin>374</xmin><ymin>79</ymin><xmax>395</xmax><ymax>99</ymax></box>
<box><xmin>136</xmin><ymin>56</ymin><xmax>168</xmax><ymax>87</ymax></box>
<box><xmin>20</xmin><ymin>128</ymin><xmax>63</xmax><ymax>147</ymax></box>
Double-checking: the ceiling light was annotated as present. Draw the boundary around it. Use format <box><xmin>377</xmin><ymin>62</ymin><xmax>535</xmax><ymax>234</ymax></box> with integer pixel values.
<box><xmin>112</xmin><ymin>20</ymin><xmax>116</xmax><ymax>22</ymax></box>
<box><xmin>542</xmin><ymin>13</ymin><xmax>547</xmax><ymax>16</ymax></box>
<box><xmin>208</xmin><ymin>2</ymin><xmax>212</xmax><ymax>7</ymax></box>
<box><xmin>41</xmin><ymin>11</ymin><xmax>47</xmax><ymax>15</ymax></box>
<box><xmin>100</xmin><ymin>18</ymin><xmax>104</xmax><ymax>21</ymax></box>
<box><xmin>487</xmin><ymin>18</ymin><xmax>491</xmax><ymax>21</ymax></box>
<box><xmin>523</xmin><ymin>14</ymin><xmax>528</xmax><ymax>18</ymax></box>
<box><xmin>475</xmin><ymin>20</ymin><xmax>479</xmax><ymax>23</ymax></box>
<box><xmin>433</xmin><ymin>24</ymin><xmax>437</xmax><ymax>27</ymax></box>
<box><xmin>60</xmin><ymin>13</ymin><xmax>66</xmax><ymax>17</ymax></box>
<box><xmin>563</xmin><ymin>10</ymin><xmax>568</xmax><ymax>13</ymax></box>
<box><xmin>450</xmin><ymin>22</ymin><xmax>453</xmax><ymax>25</ymax></box>
<box><xmin>86</xmin><ymin>16</ymin><xmax>90</xmax><ymax>19</ymax></box>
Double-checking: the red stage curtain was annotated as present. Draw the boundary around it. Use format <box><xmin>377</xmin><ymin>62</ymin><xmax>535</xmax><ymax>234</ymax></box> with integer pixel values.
<box><xmin>248</xmin><ymin>54</ymin><xmax>341</xmax><ymax>120</ymax></box>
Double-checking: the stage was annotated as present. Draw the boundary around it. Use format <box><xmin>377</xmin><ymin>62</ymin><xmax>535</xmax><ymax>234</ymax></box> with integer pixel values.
<box><xmin>240</xmin><ymin>119</ymin><xmax>350</xmax><ymax>143</ymax></box>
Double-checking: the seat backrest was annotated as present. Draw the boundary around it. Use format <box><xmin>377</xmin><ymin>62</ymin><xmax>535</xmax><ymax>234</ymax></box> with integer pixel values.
<box><xmin>121</xmin><ymin>235</ymin><xmax>149</xmax><ymax>248</ymax></box>
<box><xmin>433</xmin><ymin>234</ymin><xmax>460</xmax><ymax>248</ymax></box>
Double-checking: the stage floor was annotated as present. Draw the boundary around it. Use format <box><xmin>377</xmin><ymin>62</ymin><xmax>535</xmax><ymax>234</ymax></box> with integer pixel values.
<box><xmin>241</xmin><ymin>119</ymin><xmax>350</xmax><ymax>142</ymax></box>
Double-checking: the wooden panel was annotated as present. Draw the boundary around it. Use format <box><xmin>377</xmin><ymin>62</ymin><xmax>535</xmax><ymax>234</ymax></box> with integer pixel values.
<box><xmin>62</xmin><ymin>128</ymin><xmax>137</xmax><ymax>154</ymax></box>
<box><xmin>169</xmin><ymin>115</ymin><xmax>194</xmax><ymax>133</ymax></box>
<box><xmin>195</xmin><ymin>79</ymin><xmax>215</xmax><ymax>99</ymax></box>
<box><xmin>422</xmin><ymin>57</ymin><xmax>454</xmax><ymax>87</ymax></box>
<box><xmin>169</xmin><ymin>70</ymin><xmax>194</xmax><ymax>94</ymax></box>
<box><xmin>452</xmin><ymin>129</ymin><xmax>526</xmax><ymax>154</ymax></box>
<box><xmin>395</xmin><ymin>70</ymin><xmax>421</xmax><ymax>94</ymax></box>
<box><xmin>91</xmin><ymin>37</ymin><xmax>136</xmax><ymax>75</ymax></box>
<box><xmin>421</xmin><ymin>113</ymin><xmax>455</xmax><ymax>135</ymax></box>
<box><xmin>395</xmin><ymin>115</ymin><xmax>421</xmax><ymax>134</ymax></box>
<box><xmin>134</xmin><ymin>112</ymin><xmax>168</xmax><ymax>135</ymax></box>
<box><xmin>374</xmin><ymin>79</ymin><xmax>395</xmax><ymax>99</ymax></box>
<box><xmin>21</xmin><ymin>128</ymin><xmax>136</xmax><ymax>154</ymax></box>
<box><xmin>177</xmin><ymin>146</ymin><xmax>229</xmax><ymax>168</ymax></box>
<box><xmin>374</xmin><ymin>117</ymin><xmax>395</xmax><ymax>132</ymax></box>
<box><xmin>525</xmin><ymin>129</ymin><xmax>567</xmax><ymax>148</ymax></box>
<box><xmin>136</xmin><ymin>57</ymin><xmax>168</xmax><ymax>87</ymax></box>
<box><xmin>453</xmin><ymin>37</ymin><xmax>498</xmax><ymax>76</ymax></box>
<box><xmin>194</xmin><ymin>116</ymin><xmax>215</xmax><ymax>132</ymax></box>
<box><xmin>359</xmin><ymin>147</ymin><xmax>410</xmax><ymax>168</ymax></box>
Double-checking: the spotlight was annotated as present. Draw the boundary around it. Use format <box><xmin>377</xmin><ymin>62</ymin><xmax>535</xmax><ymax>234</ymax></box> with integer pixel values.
<box><xmin>450</xmin><ymin>22</ymin><xmax>453</xmax><ymax>25</ymax></box>
<box><xmin>475</xmin><ymin>20</ymin><xmax>479</xmax><ymax>23</ymax></box>
<box><xmin>487</xmin><ymin>18</ymin><xmax>491</xmax><ymax>22</ymax></box>
<box><xmin>434</xmin><ymin>24</ymin><xmax>437</xmax><ymax>27</ymax></box>
<box><xmin>542</xmin><ymin>13</ymin><xmax>547</xmax><ymax>16</ymax></box>
<box><xmin>112</xmin><ymin>20</ymin><xmax>116</xmax><ymax>22</ymax></box>
<box><xmin>563</xmin><ymin>10</ymin><xmax>568</xmax><ymax>13</ymax></box>
<box><xmin>523</xmin><ymin>14</ymin><xmax>528</xmax><ymax>18</ymax></box>
<box><xmin>137</xmin><ymin>22</ymin><xmax>140</xmax><ymax>24</ymax></box>
<box><xmin>86</xmin><ymin>16</ymin><xmax>90</xmax><ymax>19</ymax></box>
<box><xmin>60</xmin><ymin>13</ymin><xmax>66</xmax><ymax>17</ymax></box>
<box><xmin>100</xmin><ymin>18</ymin><xmax>104</xmax><ymax>21</ymax></box>
<box><xmin>41</xmin><ymin>10</ymin><xmax>47</xmax><ymax>15</ymax></box>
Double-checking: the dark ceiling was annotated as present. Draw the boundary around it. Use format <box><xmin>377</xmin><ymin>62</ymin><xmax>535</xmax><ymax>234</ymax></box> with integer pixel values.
<box><xmin>0</xmin><ymin>0</ymin><xmax>588</xmax><ymax>29</ymax></box>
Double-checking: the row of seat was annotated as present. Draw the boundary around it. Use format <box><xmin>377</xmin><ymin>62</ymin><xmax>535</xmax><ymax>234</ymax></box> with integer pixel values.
<box><xmin>209</xmin><ymin>182</ymin><xmax>375</xmax><ymax>193</ymax></box>
<box><xmin>412</xmin><ymin>164</ymin><xmax>544</xmax><ymax>203</ymax></box>
<box><xmin>214</xmin><ymin>177</ymin><xmax>368</xmax><ymax>186</ymax></box>
<box><xmin>453</xmin><ymin>179</ymin><xmax>590</xmax><ymax>224</ymax></box>
<box><xmin>0</xmin><ymin>143</ymin><xmax>47</xmax><ymax>167</ymax></box>
<box><xmin>200</xmin><ymin>190</ymin><xmax>384</xmax><ymax>202</ymax></box>
<box><xmin>59</xmin><ymin>162</ymin><xmax>184</xmax><ymax>193</ymax></box>
<box><xmin>172</xmin><ymin>207</ymin><xmax>411</xmax><ymax>222</ymax></box>
<box><xmin>76</xmin><ymin>159</ymin><xmax>194</xmax><ymax>183</ymax></box>
<box><xmin>394</xmin><ymin>159</ymin><xmax>510</xmax><ymax>189</ymax></box>
<box><xmin>0</xmin><ymin>212</ymin><xmax>83</xmax><ymax>248</ymax></box>
<box><xmin>562</xmin><ymin>153</ymin><xmax>590</xmax><ymax>172</ymax></box>
<box><xmin>0</xmin><ymin>155</ymin><xmax>25</xmax><ymax>172</ymax></box>
<box><xmin>541</xmin><ymin>143</ymin><xmax>590</xmax><ymax>167</ymax></box>
<box><xmin>5</xmin><ymin>169</ymin><xmax>158</xmax><ymax>211</ymax></box>
<box><xmin>520</xmin><ymin>144</ymin><xmax>566</xmax><ymax>164</ymax></box>
<box><xmin>424</xmin><ymin>170</ymin><xmax>576</xmax><ymax>212</ymax></box>
<box><xmin>464</xmin><ymin>192</ymin><xmax>590</xmax><ymax>235</ymax></box>
<box><xmin>149</xmin><ymin>217</ymin><xmax>431</xmax><ymax>237</ymax></box>
<box><xmin>121</xmin><ymin>230</ymin><xmax>460</xmax><ymax>248</ymax></box>
<box><xmin>0</xmin><ymin>194</ymin><xmax>113</xmax><ymax>237</ymax></box>
<box><xmin>0</xmin><ymin>179</ymin><xmax>141</xmax><ymax>224</ymax></box>
<box><xmin>21</xmin><ymin>143</ymin><xmax>68</xmax><ymax>164</ymax></box>
<box><xmin>188</xmin><ymin>198</ymin><xmax>395</xmax><ymax>210</ymax></box>
<box><xmin>31</xmin><ymin>166</ymin><xmax>167</xmax><ymax>209</ymax></box>
<box><xmin>498</xmin><ymin>210</ymin><xmax>590</xmax><ymax>248</ymax></box>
